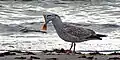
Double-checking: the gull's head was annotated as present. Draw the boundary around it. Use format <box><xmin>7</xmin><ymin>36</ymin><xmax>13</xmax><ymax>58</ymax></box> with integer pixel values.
<box><xmin>41</xmin><ymin>12</ymin><xmax>59</xmax><ymax>31</ymax></box>
<box><xmin>43</xmin><ymin>12</ymin><xmax>59</xmax><ymax>24</ymax></box>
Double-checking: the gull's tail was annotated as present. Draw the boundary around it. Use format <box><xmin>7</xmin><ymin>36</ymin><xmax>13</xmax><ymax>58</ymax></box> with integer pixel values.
<box><xmin>96</xmin><ymin>34</ymin><xmax>107</xmax><ymax>37</ymax></box>
<box><xmin>86</xmin><ymin>34</ymin><xmax>107</xmax><ymax>40</ymax></box>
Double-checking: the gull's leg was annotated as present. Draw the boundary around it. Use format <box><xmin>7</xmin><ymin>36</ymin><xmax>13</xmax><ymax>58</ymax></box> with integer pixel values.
<box><xmin>69</xmin><ymin>42</ymin><xmax>73</xmax><ymax>51</ymax></box>
<box><xmin>73</xmin><ymin>42</ymin><xmax>76</xmax><ymax>53</ymax></box>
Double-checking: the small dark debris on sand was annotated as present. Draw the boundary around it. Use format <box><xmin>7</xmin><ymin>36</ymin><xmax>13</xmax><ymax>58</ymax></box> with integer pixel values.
<box><xmin>0</xmin><ymin>51</ymin><xmax>16</xmax><ymax>56</ymax></box>
<box><xmin>23</xmin><ymin>51</ymin><xmax>36</xmax><ymax>55</ymax></box>
<box><xmin>8</xmin><ymin>50</ymin><xmax>22</xmax><ymax>53</ymax></box>
<box><xmin>43</xmin><ymin>48</ymin><xmax>74</xmax><ymax>55</ymax></box>
<box><xmin>53</xmin><ymin>48</ymin><xmax>66</xmax><ymax>53</ymax></box>
<box><xmin>89</xmin><ymin>51</ymin><xmax>104</xmax><ymax>55</ymax></box>
<box><xmin>78</xmin><ymin>55</ymin><xmax>86</xmax><ymax>58</ymax></box>
<box><xmin>43</xmin><ymin>48</ymin><xmax>66</xmax><ymax>53</ymax></box>
<box><xmin>43</xmin><ymin>50</ymin><xmax>53</xmax><ymax>53</ymax></box>
<box><xmin>3</xmin><ymin>51</ymin><xmax>16</xmax><ymax>55</ymax></box>
<box><xmin>78</xmin><ymin>55</ymin><xmax>94</xmax><ymax>60</ymax></box>
<box><xmin>108</xmin><ymin>52</ymin><xmax>120</xmax><ymax>55</ymax></box>
<box><xmin>8</xmin><ymin>50</ymin><xmax>36</xmax><ymax>55</ymax></box>
<box><xmin>14</xmin><ymin>56</ymin><xmax>26</xmax><ymax>59</ymax></box>
<box><xmin>46</xmin><ymin>58</ymin><xmax>58</xmax><ymax>60</ymax></box>
<box><xmin>108</xmin><ymin>57</ymin><xmax>120</xmax><ymax>60</ymax></box>
<box><xmin>86</xmin><ymin>56</ymin><xmax>94</xmax><ymax>60</ymax></box>
<box><xmin>30</xmin><ymin>56</ymin><xmax>40</xmax><ymax>59</ymax></box>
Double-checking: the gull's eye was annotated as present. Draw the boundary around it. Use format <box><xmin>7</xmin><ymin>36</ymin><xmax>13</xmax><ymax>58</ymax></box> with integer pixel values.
<box><xmin>47</xmin><ymin>15</ymin><xmax>51</xmax><ymax>17</ymax></box>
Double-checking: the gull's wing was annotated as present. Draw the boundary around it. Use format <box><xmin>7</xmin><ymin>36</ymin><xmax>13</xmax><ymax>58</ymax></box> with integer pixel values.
<box><xmin>63</xmin><ymin>23</ymin><xmax>96</xmax><ymax>39</ymax></box>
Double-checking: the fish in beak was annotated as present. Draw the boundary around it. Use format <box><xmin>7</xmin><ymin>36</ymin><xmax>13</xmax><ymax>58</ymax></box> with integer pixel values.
<box><xmin>41</xmin><ymin>13</ymin><xmax>53</xmax><ymax>31</ymax></box>
<box><xmin>41</xmin><ymin>24</ymin><xmax>47</xmax><ymax>31</ymax></box>
<box><xmin>41</xmin><ymin>15</ymin><xmax>47</xmax><ymax>31</ymax></box>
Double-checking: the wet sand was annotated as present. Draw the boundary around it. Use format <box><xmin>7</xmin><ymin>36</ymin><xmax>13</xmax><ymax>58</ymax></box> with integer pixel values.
<box><xmin>0</xmin><ymin>50</ymin><xmax>120</xmax><ymax>60</ymax></box>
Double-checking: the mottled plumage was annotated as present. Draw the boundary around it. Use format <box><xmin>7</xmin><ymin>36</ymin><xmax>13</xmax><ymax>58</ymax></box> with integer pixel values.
<box><xmin>63</xmin><ymin>23</ymin><xmax>96</xmax><ymax>40</ymax></box>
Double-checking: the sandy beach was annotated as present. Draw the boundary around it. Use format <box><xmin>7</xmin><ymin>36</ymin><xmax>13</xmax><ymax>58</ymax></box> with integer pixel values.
<box><xmin>0</xmin><ymin>50</ymin><xmax>119</xmax><ymax>60</ymax></box>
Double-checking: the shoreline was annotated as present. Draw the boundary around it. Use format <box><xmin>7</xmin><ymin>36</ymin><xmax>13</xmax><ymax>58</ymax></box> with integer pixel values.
<box><xmin>0</xmin><ymin>50</ymin><xmax>119</xmax><ymax>60</ymax></box>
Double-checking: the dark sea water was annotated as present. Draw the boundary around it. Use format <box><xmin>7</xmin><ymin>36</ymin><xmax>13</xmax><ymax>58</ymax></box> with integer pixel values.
<box><xmin>0</xmin><ymin>0</ymin><xmax>120</xmax><ymax>52</ymax></box>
